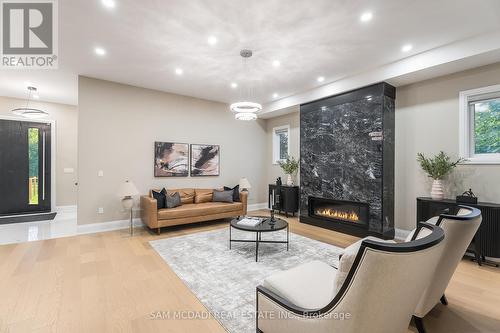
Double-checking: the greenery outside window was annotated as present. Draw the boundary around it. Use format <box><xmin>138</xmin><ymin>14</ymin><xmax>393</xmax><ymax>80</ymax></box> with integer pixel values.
<box><xmin>459</xmin><ymin>85</ymin><xmax>500</xmax><ymax>164</ymax></box>
<box><xmin>273</xmin><ymin>125</ymin><xmax>289</xmax><ymax>164</ymax></box>
<box><xmin>28</xmin><ymin>128</ymin><xmax>39</xmax><ymax>205</ymax></box>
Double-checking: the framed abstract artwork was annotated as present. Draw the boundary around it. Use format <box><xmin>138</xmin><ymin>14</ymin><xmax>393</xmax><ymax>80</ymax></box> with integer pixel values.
<box><xmin>154</xmin><ymin>142</ymin><xmax>189</xmax><ymax>177</ymax></box>
<box><xmin>190</xmin><ymin>144</ymin><xmax>220</xmax><ymax>176</ymax></box>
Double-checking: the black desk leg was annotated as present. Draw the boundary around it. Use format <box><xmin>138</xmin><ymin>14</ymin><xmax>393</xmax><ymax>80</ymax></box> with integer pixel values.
<box><xmin>229</xmin><ymin>225</ymin><xmax>232</xmax><ymax>249</ymax></box>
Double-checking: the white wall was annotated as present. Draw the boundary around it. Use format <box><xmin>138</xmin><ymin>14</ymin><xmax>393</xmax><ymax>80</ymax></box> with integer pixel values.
<box><xmin>77</xmin><ymin>76</ymin><xmax>267</xmax><ymax>225</ymax></box>
<box><xmin>395</xmin><ymin>62</ymin><xmax>500</xmax><ymax>230</ymax></box>
<box><xmin>0</xmin><ymin>96</ymin><xmax>78</xmax><ymax>206</ymax></box>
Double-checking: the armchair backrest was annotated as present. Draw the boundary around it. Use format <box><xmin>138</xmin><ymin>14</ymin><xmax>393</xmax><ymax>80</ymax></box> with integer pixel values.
<box><xmin>413</xmin><ymin>205</ymin><xmax>482</xmax><ymax>317</ymax></box>
<box><xmin>328</xmin><ymin>223</ymin><xmax>444</xmax><ymax>333</ymax></box>
<box><xmin>273</xmin><ymin>223</ymin><xmax>444</xmax><ymax>333</ymax></box>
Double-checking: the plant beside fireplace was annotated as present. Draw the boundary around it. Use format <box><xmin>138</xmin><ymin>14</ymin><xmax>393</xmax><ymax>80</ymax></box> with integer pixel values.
<box><xmin>278</xmin><ymin>155</ymin><xmax>299</xmax><ymax>186</ymax></box>
<box><xmin>417</xmin><ymin>151</ymin><xmax>464</xmax><ymax>200</ymax></box>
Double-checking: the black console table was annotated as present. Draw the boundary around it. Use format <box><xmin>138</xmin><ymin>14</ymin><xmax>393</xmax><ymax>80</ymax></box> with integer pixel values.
<box><xmin>268</xmin><ymin>185</ymin><xmax>299</xmax><ymax>217</ymax></box>
<box><xmin>417</xmin><ymin>197</ymin><xmax>500</xmax><ymax>266</ymax></box>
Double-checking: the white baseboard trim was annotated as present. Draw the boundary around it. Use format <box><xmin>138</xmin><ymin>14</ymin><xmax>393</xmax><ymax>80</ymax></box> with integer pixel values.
<box><xmin>395</xmin><ymin>228</ymin><xmax>412</xmax><ymax>241</ymax></box>
<box><xmin>76</xmin><ymin>203</ymin><xmax>267</xmax><ymax>236</ymax></box>
<box><xmin>56</xmin><ymin>205</ymin><xmax>77</xmax><ymax>213</ymax></box>
<box><xmin>77</xmin><ymin>218</ymin><xmax>143</xmax><ymax>235</ymax></box>
<box><xmin>248</xmin><ymin>202</ymin><xmax>268</xmax><ymax>211</ymax></box>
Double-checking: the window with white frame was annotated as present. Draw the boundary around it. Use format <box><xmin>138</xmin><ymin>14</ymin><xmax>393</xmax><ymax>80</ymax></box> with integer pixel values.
<box><xmin>459</xmin><ymin>84</ymin><xmax>500</xmax><ymax>164</ymax></box>
<box><xmin>272</xmin><ymin>125</ymin><xmax>290</xmax><ymax>164</ymax></box>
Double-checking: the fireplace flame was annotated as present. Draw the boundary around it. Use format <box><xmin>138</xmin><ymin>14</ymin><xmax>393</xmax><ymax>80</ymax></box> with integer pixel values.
<box><xmin>315</xmin><ymin>208</ymin><xmax>359</xmax><ymax>222</ymax></box>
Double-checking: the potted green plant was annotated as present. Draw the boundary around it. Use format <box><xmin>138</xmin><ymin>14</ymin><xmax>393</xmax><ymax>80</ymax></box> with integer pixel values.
<box><xmin>278</xmin><ymin>155</ymin><xmax>299</xmax><ymax>186</ymax></box>
<box><xmin>416</xmin><ymin>151</ymin><xmax>464</xmax><ymax>200</ymax></box>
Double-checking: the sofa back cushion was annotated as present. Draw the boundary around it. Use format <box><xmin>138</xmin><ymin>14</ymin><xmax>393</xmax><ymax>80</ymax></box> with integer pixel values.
<box><xmin>194</xmin><ymin>189</ymin><xmax>214</xmax><ymax>203</ymax></box>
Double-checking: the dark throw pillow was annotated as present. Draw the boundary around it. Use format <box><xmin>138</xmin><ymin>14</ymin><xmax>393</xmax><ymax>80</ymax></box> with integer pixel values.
<box><xmin>151</xmin><ymin>188</ymin><xmax>167</xmax><ymax>209</ymax></box>
<box><xmin>224</xmin><ymin>185</ymin><xmax>240</xmax><ymax>202</ymax></box>
<box><xmin>213</xmin><ymin>190</ymin><xmax>234</xmax><ymax>203</ymax></box>
<box><xmin>166</xmin><ymin>192</ymin><xmax>182</xmax><ymax>208</ymax></box>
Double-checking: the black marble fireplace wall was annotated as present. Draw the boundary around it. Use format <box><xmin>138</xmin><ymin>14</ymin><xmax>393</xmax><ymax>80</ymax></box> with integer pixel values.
<box><xmin>299</xmin><ymin>82</ymin><xmax>395</xmax><ymax>238</ymax></box>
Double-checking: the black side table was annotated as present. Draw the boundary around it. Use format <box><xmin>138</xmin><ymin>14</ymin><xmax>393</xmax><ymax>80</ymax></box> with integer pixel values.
<box><xmin>417</xmin><ymin>197</ymin><xmax>500</xmax><ymax>267</ymax></box>
<box><xmin>268</xmin><ymin>184</ymin><xmax>299</xmax><ymax>217</ymax></box>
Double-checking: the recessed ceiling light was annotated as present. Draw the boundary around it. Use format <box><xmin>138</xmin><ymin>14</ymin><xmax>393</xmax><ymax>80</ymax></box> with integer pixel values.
<box><xmin>402</xmin><ymin>44</ymin><xmax>413</xmax><ymax>52</ymax></box>
<box><xmin>207</xmin><ymin>36</ymin><xmax>217</xmax><ymax>45</ymax></box>
<box><xmin>102</xmin><ymin>0</ymin><xmax>115</xmax><ymax>8</ymax></box>
<box><xmin>33</xmin><ymin>94</ymin><xmax>40</xmax><ymax>99</ymax></box>
<box><xmin>317</xmin><ymin>76</ymin><xmax>325</xmax><ymax>83</ymax></box>
<box><xmin>175</xmin><ymin>68</ymin><xmax>183</xmax><ymax>75</ymax></box>
<box><xmin>230</xmin><ymin>82</ymin><xmax>238</xmax><ymax>88</ymax></box>
<box><xmin>273</xmin><ymin>93</ymin><xmax>278</xmax><ymax>98</ymax></box>
<box><xmin>272</xmin><ymin>60</ymin><xmax>281</xmax><ymax>67</ymax></box>
<box><xmin>360</xmin><ymin>12</ymin><xmax>373</xmax><ymax>22</ymax></box>
<box><xmin>321</xmin><ymin>106</ymin><xmax>327</xmax><ymax>111</ymax></box>
<box><xmin>94</xmin><ymin>47</ymin><xmax>106</xmax><ymax>56</ymax></box>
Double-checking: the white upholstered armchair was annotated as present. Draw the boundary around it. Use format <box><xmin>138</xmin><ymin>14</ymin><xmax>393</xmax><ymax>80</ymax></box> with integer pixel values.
<box><xmin>410</xmin><ymin>205</ymin><xmax>482</xmax><ymax>333</ymax></box>
<box><xmin>256</xmin><ymin>223</ymin><xmax>445</xmax><ymax>333</ymax></box>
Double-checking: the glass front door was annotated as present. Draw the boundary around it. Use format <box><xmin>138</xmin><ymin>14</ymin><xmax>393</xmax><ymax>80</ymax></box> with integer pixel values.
<box><xmin>0</xmin><ymin>119</ymin><xmax>51</xmax><ymax>215</ymax></box>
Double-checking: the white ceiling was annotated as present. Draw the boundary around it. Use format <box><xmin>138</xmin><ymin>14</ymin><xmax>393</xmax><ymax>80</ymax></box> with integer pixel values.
<box><xmin>1</xmin><ymin>0</ymin><xmax>500</xmax><ymax>107</ymax></box>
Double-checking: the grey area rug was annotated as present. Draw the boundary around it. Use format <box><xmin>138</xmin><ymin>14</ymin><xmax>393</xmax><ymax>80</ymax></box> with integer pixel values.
<box><xmin>150</xmin><ymin>227</ymin><xmax>343</xmax><ymax>333</ymax></box>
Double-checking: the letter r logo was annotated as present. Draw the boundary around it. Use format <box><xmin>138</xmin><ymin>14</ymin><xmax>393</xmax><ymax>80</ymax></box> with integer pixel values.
<box><xmin>2</xmin><ymin>2</ymin><xmax>53</xmax><ymax>54</ymax></box>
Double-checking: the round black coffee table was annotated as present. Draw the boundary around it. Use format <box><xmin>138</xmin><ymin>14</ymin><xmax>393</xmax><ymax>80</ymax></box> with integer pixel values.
<box><xmin>229</xmin><ymin>216</ymin><xmax>289</xmax><ymax>262</ymax></box>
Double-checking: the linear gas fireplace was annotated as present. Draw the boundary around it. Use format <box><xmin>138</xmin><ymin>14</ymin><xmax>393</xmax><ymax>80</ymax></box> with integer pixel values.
<box><xmin>305</xmin><ymin>197</ymin><xmax>370</xmax><ymax>237</ymax></box>
<box><xmin>299</xmin><ymin>82</ymin><xmax>395</xmax><ymax>239</ymax></box>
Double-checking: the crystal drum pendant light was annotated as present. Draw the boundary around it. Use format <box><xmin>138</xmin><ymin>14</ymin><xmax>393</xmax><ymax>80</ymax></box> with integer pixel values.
<box><xmin>234</xmin><ymin>112</ymin><xmax>258</xmax><ymax>120</ymax></box>
<box><xmin>11</xmin><ymin>86</ymin><xmax>49</xmax><ymax>119</ymax></box>
<box><xmin>231</xmin><ymin>49</ymin><xmax>262</xmax><ymax>120</ymax></box>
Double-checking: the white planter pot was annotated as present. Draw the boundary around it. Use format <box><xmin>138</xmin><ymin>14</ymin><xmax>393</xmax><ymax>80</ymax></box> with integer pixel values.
<box><xmin>430</xmin><ymin>179</ymin><xmax>444</xmax><ymax>200</ymax></box>
<box><xmin>286</xmin><ymin>174</ymin><xmax>294</xmax><ymax>186</ymax></box>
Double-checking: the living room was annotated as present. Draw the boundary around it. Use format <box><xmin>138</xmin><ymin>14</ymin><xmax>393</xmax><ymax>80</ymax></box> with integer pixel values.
<box><xmin>0</xmin><ymin>1</ymin><xmax>500</xmax><ymax>332</ymax></box>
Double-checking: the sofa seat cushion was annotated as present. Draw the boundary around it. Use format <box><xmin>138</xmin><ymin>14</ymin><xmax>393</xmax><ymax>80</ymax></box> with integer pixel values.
<box><xmin>158</xmin><ymin>202</ymin><xmax>243</xmax><ymax>220</ymax></box>
<box><xmin>262</xmin><ymin>260</ymin><xmax>338</xmax><ymax>309</ymax></box>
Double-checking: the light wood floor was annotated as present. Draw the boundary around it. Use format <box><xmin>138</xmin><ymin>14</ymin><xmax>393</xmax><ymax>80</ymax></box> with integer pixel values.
<box><xmin>0</xmin><ymin>210</ymin><xmax>499</xmax><ymax>333</ymax></box>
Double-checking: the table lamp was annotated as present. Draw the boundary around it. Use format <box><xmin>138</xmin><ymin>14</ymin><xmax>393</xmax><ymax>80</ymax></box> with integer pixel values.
<box><xmin>239</xmin><ymin>177</ymin><xmax>252</xmax><ymax>192</ymax></box>
<box><xmin>117</xmin><ymin>180</ymin><xmax>139</xmax><ymax>235</ymax></box>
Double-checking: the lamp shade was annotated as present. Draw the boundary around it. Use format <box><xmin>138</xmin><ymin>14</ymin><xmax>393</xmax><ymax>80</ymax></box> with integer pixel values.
<box><xmin>117</xmin><ymin>180</ymin><xmax>139</xmax><ymax>197</ymax></box>
<box><xmin>239</xmin><ymin>177</ymin><xmax>252</xmax><ymax>190</ymax></box>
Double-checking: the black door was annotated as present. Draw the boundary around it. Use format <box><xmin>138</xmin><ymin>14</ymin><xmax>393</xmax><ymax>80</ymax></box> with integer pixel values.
<box><xmin>0</xmin><ymin>119</ymin><xmax>51</xmax><ymax>215</ymax></box>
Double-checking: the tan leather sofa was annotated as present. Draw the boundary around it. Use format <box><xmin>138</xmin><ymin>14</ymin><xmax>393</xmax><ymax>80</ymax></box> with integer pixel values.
<box><xmin>141</xmin><ymin>188</ymin><xmax>248</xmax><ymax>234</ymax></box>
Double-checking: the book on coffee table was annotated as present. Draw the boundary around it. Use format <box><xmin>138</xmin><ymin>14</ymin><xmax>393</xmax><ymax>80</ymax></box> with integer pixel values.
<box><xmin>237</xmin><ymin>217</ymin><xmax>265</xmax><ymax>227</ymax></box>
